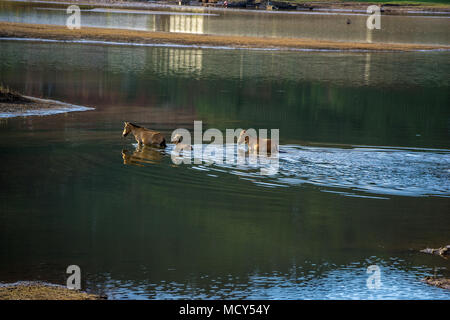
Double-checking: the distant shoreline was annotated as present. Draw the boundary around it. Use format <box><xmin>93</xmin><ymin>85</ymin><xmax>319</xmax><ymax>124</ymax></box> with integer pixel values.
<box><xmin>1</xmin><ymin>22</ymin><xmax>449</xmax><ymax>52</ymax></box>
<box><xmin>5</xmin><ymin>0</ymin><xmax>450</xmax><ymax>16</ymax></box>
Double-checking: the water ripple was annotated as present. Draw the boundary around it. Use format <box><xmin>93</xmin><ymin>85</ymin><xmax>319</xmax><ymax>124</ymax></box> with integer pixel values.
<box><xmin>163</xmin><ymin>144</ymin><xmax>450</xmax><ymax>198</ymax></box>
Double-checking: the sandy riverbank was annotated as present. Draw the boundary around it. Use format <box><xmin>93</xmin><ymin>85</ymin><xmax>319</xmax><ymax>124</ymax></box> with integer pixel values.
<box><xmin>0</xmin><ymin>85</ymin><xmax>94</xmax><ymax>118</ymax></box>
<box><xmin>0</xmin><ymin>282</ymin><xmax>105</xmax><ymax>300</ymax></box>
<box><xmin>1</xmin><ymin>22</ymin><xmax>449</xmax><ymax>52</ymax></box>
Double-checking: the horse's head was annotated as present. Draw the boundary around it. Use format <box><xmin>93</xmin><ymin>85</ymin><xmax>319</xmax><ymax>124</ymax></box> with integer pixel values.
<box><xmin>237</xmin><ymin>129</ymin><xmax>250</xmax><ymax>145</ymax></box>
<box><xmin>122</xmin><ymin>122</ymin><xmax>132</xmax><ymax>137</ymax></box>
<box><xmin>171</xmin><ymin>134</ymin><xmax>183</xmax><ymax>144</ymax></box>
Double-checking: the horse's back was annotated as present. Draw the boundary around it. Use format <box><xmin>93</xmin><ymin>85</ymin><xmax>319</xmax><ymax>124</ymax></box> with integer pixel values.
<box><xmin>141</xmin><ymin>128</ymin><xmax>166</xmax><ymax>147</ymax></box>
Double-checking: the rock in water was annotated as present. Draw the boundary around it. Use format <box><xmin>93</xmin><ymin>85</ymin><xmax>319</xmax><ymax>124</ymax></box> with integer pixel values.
<box><xmin>420</xmin><ymin>245</ymin><xmax>450</xmax><ymax>258</ymax></box>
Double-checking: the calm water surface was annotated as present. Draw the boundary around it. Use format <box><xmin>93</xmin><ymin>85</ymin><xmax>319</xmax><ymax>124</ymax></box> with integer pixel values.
<box><xmin>1</xmin><ymin>1</ymin><xmax>450</xmax><ymax>45</ymax></box>
<box><xmin>0</xmin><ymin>40</ymin><xmax>449</xmax><ymax>299</ymax></box>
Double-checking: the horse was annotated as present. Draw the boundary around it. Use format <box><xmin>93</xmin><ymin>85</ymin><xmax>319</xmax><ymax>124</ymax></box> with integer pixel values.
<box><xmin>171</xmin><ymin>133</ymin><xmax>193</xmax><ymax>153</ymax></box>
<box><xmin>237</xmin><ymin>129</ymin><xmax>278</xmax><ymax>154</ymax></box>
<box><xmin>122</xmin><ymin>122</ymin><xmax>166</xmax><ymax>148</ymax></box>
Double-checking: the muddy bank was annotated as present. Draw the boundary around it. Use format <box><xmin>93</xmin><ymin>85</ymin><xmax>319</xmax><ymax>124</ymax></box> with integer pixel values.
<box><xmin>422</xmin><ymin>277</ymin><xmax>450</xmax><ymax>290</ymax></box>
<box><xmin>420</xmin><ymin>245</ymin><xmax>450</xmax><ymax>291</ymax></box>
<box><xmin>0</xmin><ymin>282</ymin><xmax>105</xmax><ymax>300</ymax></box>
<box><xmin>0</xmin><ymin>85</ymin><xmax>94</xmax><ymax>118</ymax></box>
<box><xmin>1</xmin><ymin>22</ymin><xmax>449</xmax><ymax>52</ymax></box>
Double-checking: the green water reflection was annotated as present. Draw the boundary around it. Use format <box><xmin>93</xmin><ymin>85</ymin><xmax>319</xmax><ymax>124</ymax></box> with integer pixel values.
<box><xmin>0</xmin><ymin>41</ymin><xmax>449</xmax><ymax>299</ymax></box>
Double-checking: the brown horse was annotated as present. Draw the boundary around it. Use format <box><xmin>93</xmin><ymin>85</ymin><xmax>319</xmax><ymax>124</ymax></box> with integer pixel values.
<box><xmin>237</xmin><ymin>129</ymin><xmax>278</xmax><ymax>154</ymax></box>
<box><xmin>171</xmin><ymin>133</ymin><xmax>193</xmax><ymax>152</ymax></box>
<box><xmin>122</xmin><ymin>122</ymin><xmax>166</xmax><ymax>148</ymax></box>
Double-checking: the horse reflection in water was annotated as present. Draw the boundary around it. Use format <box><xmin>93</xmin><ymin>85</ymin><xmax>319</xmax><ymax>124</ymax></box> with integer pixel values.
<box><xmin>122</xmin><ymin>145</ymin><xmax>164</xmax><ymax>167</ymax></box>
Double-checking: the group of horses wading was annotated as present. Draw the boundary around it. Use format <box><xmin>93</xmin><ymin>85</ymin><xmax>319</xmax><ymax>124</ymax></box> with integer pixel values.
<box><xmin>121</xmin><ymin>122</ymin><xmax>279</xmax><ymax>165</ymax></box>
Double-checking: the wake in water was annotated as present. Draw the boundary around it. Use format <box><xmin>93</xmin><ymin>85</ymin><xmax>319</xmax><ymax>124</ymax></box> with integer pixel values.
<box><xmin>274</xmin><ymin>145</ymin><xmax>450</xmax><ymax>198</ymax></box>
<box><xmin>125</xmin><ymin>143</ymin><xmax>450</xmax><ymax>198</ymax></box>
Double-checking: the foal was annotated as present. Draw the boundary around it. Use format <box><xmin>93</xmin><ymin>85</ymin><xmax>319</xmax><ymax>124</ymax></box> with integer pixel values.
<box><xmin>237</xmin><ymin>129</ymin><xmax>278</xmax><ymax>154</ymax></box>
<box><xmin>171</xmin><ymin>134</ymin><xmax>193</xmax><ymax>152</ymax></box>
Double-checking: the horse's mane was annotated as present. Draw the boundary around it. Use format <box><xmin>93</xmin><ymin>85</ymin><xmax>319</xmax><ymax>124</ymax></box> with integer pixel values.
<box><xmin>129</xmin><ymin>122</ymin><xmax>141</xmax><ymax>128</ymax></box>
